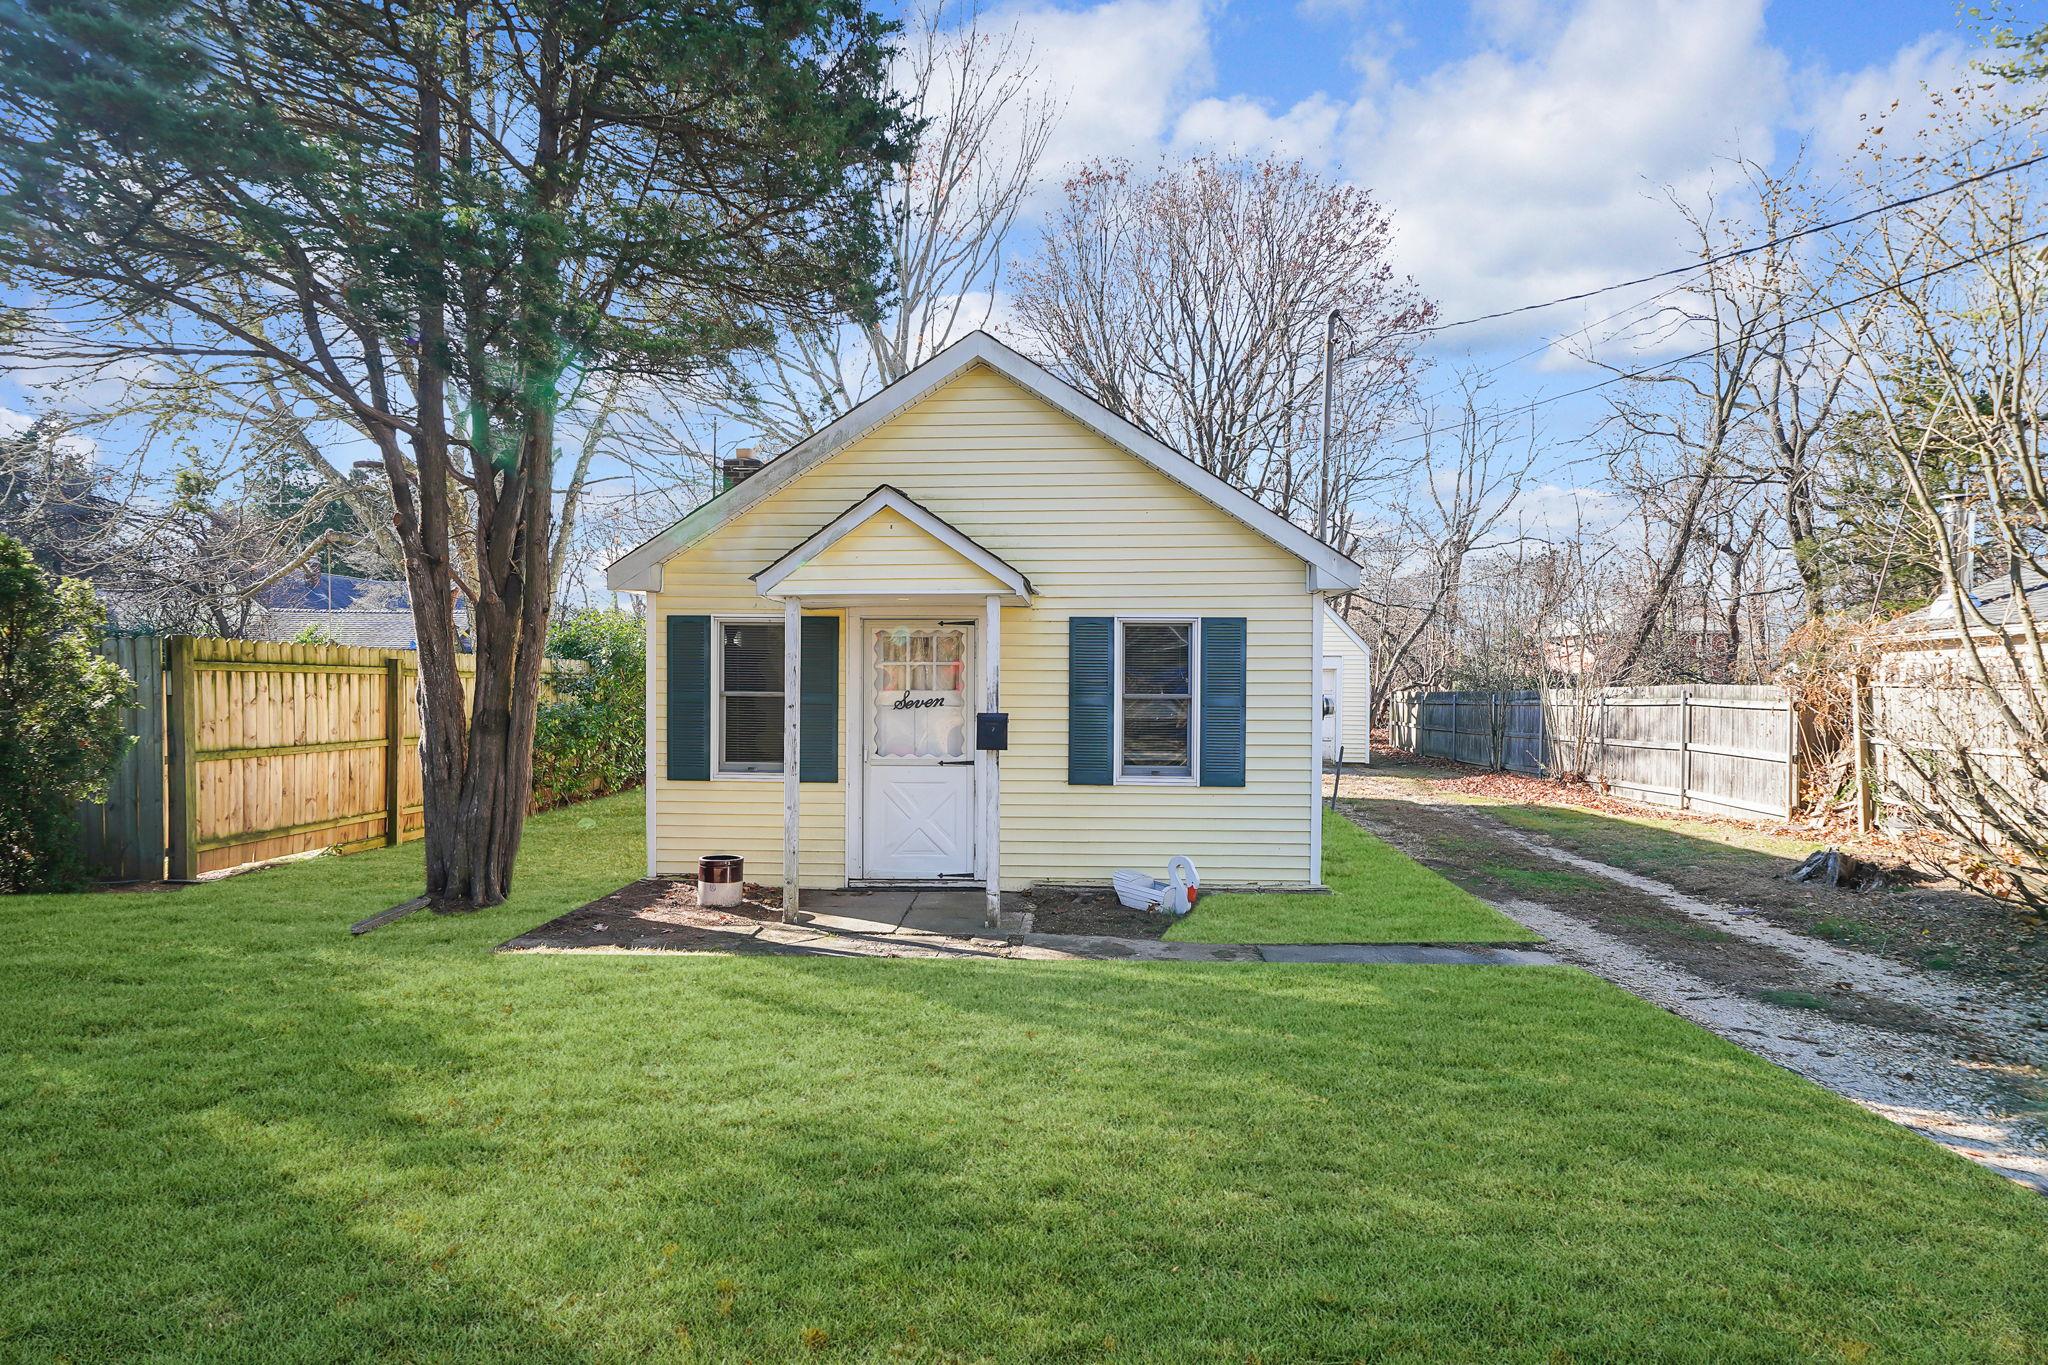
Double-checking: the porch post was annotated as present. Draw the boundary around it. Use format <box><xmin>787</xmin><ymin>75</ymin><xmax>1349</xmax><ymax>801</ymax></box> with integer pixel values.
<box><xmin>783</xmin><ymin>595</ymin><xmax>801</xmax><ymax>920</ymax></box>
<box><xmin>982</xmin><ymin>592</ymin><xmax>1002</xmax><ymax>926</ymax></box>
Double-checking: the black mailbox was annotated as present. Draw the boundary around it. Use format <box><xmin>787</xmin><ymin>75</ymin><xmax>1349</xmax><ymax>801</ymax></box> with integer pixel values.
<box><xmin>976</xmin><ymin>711</ymin><xmax>1009</xmax><ymax>751</ymax></box>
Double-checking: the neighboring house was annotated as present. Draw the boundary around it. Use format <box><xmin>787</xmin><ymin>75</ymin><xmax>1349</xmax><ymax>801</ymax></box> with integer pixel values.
<box><xmin>1320</xmin><ymin>604</ymin><xmax>1372</xmax><ymax>766</ymax></box>
<box><xmin>608</xmin><ymin>332</ymin><xmax>1363</xmax><ymax>916</ymax></box>
<box><xmin>249</xmin><ymin>572</ymin><xmax>471</xmax><ymax>650</ymax></box>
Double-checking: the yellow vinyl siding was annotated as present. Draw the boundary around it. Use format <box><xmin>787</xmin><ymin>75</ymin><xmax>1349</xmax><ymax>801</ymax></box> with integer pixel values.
<box><xmin>1323</xmin><ymin>606</ymin><xmax>1373</xmax><ymax>758</ymax></box>
<box><xmin>773</xmin><ymin>512</ymin><xmax>1011</xmax><ymax>597</ymax></box>
<box><xmin>648</xmin><ymin>362</ymin><xmax>1315</xmax><ymax>887</ymax></box>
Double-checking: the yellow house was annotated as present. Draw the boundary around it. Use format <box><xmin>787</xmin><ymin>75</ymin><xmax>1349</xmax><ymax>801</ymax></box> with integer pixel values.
<box><xmin>607</xmin><ymin>333</ymin><xmax>1363</xmax><ymax>921</ymax></box>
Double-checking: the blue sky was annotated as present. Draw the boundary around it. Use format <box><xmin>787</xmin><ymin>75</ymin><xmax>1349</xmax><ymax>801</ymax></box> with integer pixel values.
<box><xmin>0</xmin><ymin>0</ymin><xmax>1998</xmax><ymax>529</ymax></box>
<box><xmin>946</xmin><ymin>0</ymin><xmax>1991</xmax><ymax>502</ymax></box>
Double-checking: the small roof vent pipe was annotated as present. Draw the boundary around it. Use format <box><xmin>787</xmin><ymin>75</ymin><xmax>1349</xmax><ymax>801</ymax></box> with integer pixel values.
<box><xmin>1940</xmin><ymin>493</ymin><xmax>1980</xmax><ymax>614</ymax></box>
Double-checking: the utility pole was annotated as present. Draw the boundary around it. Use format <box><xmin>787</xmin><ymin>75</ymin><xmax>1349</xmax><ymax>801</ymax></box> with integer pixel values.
<box><xmin>1319</xmin><ymin>306</ymin><xmax>1340</xmax><ymax>543</ymax></box>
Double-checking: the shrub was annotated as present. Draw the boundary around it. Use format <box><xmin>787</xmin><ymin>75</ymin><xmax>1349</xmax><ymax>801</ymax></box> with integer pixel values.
<box><xmin>0</xmin><ymin>534</ymin><xmax>132</xmax><ymax>891</ymax></box>
<box><xmin>531</xmin><ymin>607</ymin><xmax>644</xmax><ymax>812</ymax></box>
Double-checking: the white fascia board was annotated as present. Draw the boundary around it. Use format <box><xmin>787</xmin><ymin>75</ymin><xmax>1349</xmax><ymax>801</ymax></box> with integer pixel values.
<box><xmin>751</xmin><ymin>484</ymin><xmax>1033</xmax><ymax>601</ymax></box>
<box><xmin>606</xmin><ymin>330</ymin><xmax>1365</xmax><ymax>594</ymax></box>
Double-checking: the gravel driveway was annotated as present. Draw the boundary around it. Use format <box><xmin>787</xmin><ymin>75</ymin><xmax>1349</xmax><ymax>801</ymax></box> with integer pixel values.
<box><xmin>1338</xmin><ymin>759</ymin><xmax>2048</xmax><ymax>1193</ymax></box>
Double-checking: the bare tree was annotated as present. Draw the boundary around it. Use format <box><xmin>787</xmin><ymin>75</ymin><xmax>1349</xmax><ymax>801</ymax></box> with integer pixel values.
<box><xmin>1836</xmin><ymin>85</ymin><xmax>2048</xmax><ymax>905</ymax></box>
<box><xmin>1597</xmin><ymin>188</ymin><xmax>1774</xmax><ymax>680</ymax></box>
<box><xmin>1356</xmin><ymin>380</ymin><xmax>1535</xmax><ymax>716</ymax></box>
<box><xmin>1009</xmin><ymin>154</ymin><xmax>1436</xmax><ymax>533</ymax></box>
<box><xmin>0</xmin><ymin>412</ymin><xmax>350</xmax><ymax>635</ymax></box>
<box><xmin>707</xmin><ymin>1</ymin><xmax>1060</xmax><ymax>449</ymax></box>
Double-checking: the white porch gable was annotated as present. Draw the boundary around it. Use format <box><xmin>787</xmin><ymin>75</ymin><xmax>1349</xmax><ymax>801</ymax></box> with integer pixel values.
<box><xmin>752</xmin><ymin>485</ymin><xmax>1032</xmax><ymax>604</ymax></box>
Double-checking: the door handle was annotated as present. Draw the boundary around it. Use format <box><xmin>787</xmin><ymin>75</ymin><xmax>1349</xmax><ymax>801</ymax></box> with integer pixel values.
<box><xmin>938</xmin><ymin>759</ymin><xmax>975</xmax><ymax>766</ymax></box>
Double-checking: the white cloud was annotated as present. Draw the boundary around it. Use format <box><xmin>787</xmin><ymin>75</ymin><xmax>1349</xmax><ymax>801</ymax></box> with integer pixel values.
<box><xmin>1340</xmin><ymin>0</ymin><xmax>1789</xmax><ymax>337</ymax></box>
<box><xmin>999</xmin><ymin>0</ymin><xmax>1214</xmax><ymax>174</ymax></box>
<box><xmin>1796</xmin><ymin>32</ymin><xmax>1974</xmax><ymax>168</ymax></box>
<box><xmin>1509</xmin><ymin>479</ymin><xmax>1623</xmax><ymax>538</ymax></box>
<box><xmin>1171</xmin><ymin>93</ymin><xmax>1346</xmax><ymax>166</ymax></box>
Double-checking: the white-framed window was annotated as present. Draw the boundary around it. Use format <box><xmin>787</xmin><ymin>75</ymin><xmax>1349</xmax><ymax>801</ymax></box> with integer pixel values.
<box><xmin>1115</xmin><ymin>617</ymin><xmax>1199</xmax><ymax>781</ymax></box>
<box><xmin>715</xmin><ymin>616</ymin><xmax>784</xmax><ymax>775</ymax></box>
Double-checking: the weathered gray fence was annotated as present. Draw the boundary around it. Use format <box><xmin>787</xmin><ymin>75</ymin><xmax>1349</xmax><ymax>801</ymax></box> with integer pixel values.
<box><xmin>73</xmin><ymin>631</ymin><xmax>168</xmax><ymax>882</ymax></box>
<box><xmin>1389</xmin><ymin>684</ymin><xmax>1799</xmax><ymax>821</ymax></box>
<box><xmin>1864</xmin><ymin>638</ymin><xmax>2047</xmax><ymax>840</ymax></box>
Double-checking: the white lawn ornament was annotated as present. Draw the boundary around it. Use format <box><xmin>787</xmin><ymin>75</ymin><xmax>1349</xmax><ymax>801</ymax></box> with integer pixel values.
<box><xmin>1112</xmin><ymin>856</ymin><xmax>1200</xmax><ymax>915</ymax></box>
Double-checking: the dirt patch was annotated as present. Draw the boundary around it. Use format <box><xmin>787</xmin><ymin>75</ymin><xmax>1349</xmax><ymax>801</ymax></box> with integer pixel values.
<box><xmin>501</xmin><ymin>877</ymin><xmax>798</xmax><ymax>952</ymax></box>
<box><xmin>1016</xmin><ymin>885</ymin><xmax>1171</xmax><ymax>939</ymax></box>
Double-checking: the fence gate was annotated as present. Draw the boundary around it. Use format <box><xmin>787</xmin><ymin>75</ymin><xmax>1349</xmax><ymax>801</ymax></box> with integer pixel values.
<box><xmin>73</xmin><ymin>631</ymin><xmax>168</xmax><ymax>882</ymax></box>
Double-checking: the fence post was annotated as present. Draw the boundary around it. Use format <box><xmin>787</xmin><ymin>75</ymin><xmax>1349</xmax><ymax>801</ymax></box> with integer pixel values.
<box><xmin>1784</xmin><ymin>688</ymin><xmax>1799</xmax><ymax>821</ymax></box>
<box><xmin>1849</xmin><ymin>667</ymin><xmax>1873</xmax><ymax>833</ymax></box>
<box><xmin>165</xmin><ymin>636</ymin><xmax>199</xmax><ymax>882</ymax></box>
<box><xmin>1679</xmin><ymin>690</ymin><xmax>1692</xmax><ymax>811</ymax></box>
<box><xmin>384</xmin><ymin>656</ymin><xmax>405</xmax><ymax>846</ymax></box>
<box><xmin>1597</xmin><ymin>694</ymin><xmax>1609</xmax><ymax>787</ymax></box>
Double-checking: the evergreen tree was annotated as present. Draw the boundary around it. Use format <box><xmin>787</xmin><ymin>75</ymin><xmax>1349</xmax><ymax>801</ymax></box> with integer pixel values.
<box><xmin>0</xmin><ymin>534</ymin><xmax>131</xmax><ymax>892</ymax></box>
<box><xmin>0</xmin><ymin>0</ymin><xmax>914</xmax><ymax>908</ymax></box>
<box><xmin>1812</xmin><ymin>372</ymin><xmax>1986</xmax><ymax>616</ymax></box>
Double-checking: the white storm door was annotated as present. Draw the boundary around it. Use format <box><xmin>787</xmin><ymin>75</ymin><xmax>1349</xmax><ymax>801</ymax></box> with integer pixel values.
<box><xmin>862</xmin><ymin>622</ymin><xmax>976</xmax><ymax>879</ymax></box>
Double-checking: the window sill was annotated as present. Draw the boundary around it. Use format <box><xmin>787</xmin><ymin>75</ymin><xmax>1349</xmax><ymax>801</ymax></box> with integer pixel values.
<box><xmin>1115</xmin><ymin>773</ymin><xmax>1198</xmax><ymax>786</ymax></box>
<box><xmin>715</xmin><ymin>770</ymin><xmax>787</xmax><ymax>782</ymax></box>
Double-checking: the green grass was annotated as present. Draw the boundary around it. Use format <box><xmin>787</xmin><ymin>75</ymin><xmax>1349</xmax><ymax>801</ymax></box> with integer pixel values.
<box><xmin>1758</xmin><ymin>988</ymin><xmax>1836</xmax><ymax>1012</ymax></box>
<box><xmin>1815</xmin><ymin>916</ymin><xmax>1891</xmax><ymax>947</ymax></box>
<box><xmin>5</xmin><ymin>793</ymin><xmax>2046</xmax><ymax>1361</ymax></box>
<box><xmin>1477</xmin><ymin>862</ymin><xmax>1613</xmax><ymax>897</ymax></box>
<box><xmin>1611</xmin><ymin>913</ymin><xmax>1738</xmax><ymax>944</ymax></box>
<box><xmin>1165</xmin><ymin>810</ymin><xmax>1539</xmax><ymax>944</ymax></box>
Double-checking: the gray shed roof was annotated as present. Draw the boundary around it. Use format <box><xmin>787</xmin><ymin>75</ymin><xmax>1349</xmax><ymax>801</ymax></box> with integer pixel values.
<box><xmin>1886</xmin><ymin>563</ymin><xmax>2048</xmax><ymax>640</ymax></box>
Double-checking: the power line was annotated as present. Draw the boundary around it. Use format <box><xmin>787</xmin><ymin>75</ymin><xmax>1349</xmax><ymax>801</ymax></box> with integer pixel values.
<box><xmin>1389</xmin><ymin>150</ymin><xmax>2048</xmax><ymax>339</ymax></box>
<box><xmin>1378</xmin><ymin>138</ymin><xmax>2027</xmax><ymax>419</ymax></box>
<box><xmin>1374</xmin><ymin>224</ymin><xmax>2048</xmax><ymax>454</ymax></box>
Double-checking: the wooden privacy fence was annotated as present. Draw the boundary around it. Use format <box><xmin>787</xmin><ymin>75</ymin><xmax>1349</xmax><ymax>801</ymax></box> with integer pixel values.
<box><xmin>1390</xmin><ymin>683</ymin><xmax>1800</xmax><ymax>821</ymax></box>
<box><xmin>72</xmin><ymin>634</ymin><xmax>571</xmax><ymax>882</ymax></box>
<box><xmin>166</xmin><ymin>637</ymin><xmax>441</xmax><ymax>878</ymax></box>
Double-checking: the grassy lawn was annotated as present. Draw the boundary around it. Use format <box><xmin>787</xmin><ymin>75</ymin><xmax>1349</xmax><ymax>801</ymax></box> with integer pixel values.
<box><xmin>1165</xmin><ymin>809</ymin><xmax>1539</xmax><ymax>944</ymax></box>
<box><xmin>5</xmin><ymin>794</ymin><xmax>2046</xmax><ymax>1360</ymax></box>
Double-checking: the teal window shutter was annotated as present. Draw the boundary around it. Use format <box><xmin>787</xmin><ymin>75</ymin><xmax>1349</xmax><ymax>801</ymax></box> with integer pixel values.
<box><xmin>800</xmin><ymin>614</ymin><xmax>839</xmax><ymax>783</ymax></box>
<box><xmin>1068</xmin><ymin>616</ymin><xmax>1113</xmax><ymax>785</ymax></box>
<box><xmin>1200</xmin><ymin>617</ymin><xmax>1246</xmax><ymax>787</ymax></box>
<box><xmin>666</xmin><ymin>615</ymin><xmax>711</xmax><ymax>781</ymax></box>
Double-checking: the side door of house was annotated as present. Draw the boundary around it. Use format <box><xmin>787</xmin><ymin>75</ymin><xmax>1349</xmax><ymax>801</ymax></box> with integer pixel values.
<box><xmin>860</xmin><ymin>621</ymin><xmax>976</xmax><ymax>879</ymax></box>
<box><xmin>1321</xmin><ymin>656</ymin><xmax>1343</xmax><ymax>765</ymax></box>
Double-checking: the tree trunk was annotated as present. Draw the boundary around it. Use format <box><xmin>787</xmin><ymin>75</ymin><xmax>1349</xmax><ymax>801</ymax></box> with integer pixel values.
<box><xmin>1617</xmin><ymin>455</ymin><xmax>1718</xmax><ymax>678</ymax></box>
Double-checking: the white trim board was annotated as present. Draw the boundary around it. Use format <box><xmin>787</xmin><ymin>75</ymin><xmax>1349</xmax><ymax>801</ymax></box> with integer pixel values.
<box><xmin>752</xmin><ymin>484</ymin><xmax>1032</xmax><ymax>602</ymax></box>
<box><xmin>607</xmin><ymin>331</ymin><xmax>1364</xmax><ymax>593</ymax></box>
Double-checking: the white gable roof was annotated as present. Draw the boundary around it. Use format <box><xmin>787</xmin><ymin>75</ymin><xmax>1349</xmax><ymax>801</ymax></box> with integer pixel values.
<box><xmin>607</xmin><ymin>331</ymin><xmax>1363</xmax><ymax>593</ymax></box>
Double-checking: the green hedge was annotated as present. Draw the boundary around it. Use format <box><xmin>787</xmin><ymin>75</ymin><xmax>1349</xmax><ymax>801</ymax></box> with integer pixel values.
<box><xmin>0</xmin><ymin>535</ymin><xmax>132</xmax><ymax>891</ymax></box>
<box><xmin>531</xmin><ymin>608</ymin><xmax>644</xmax><ymax>813</ymax></box>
